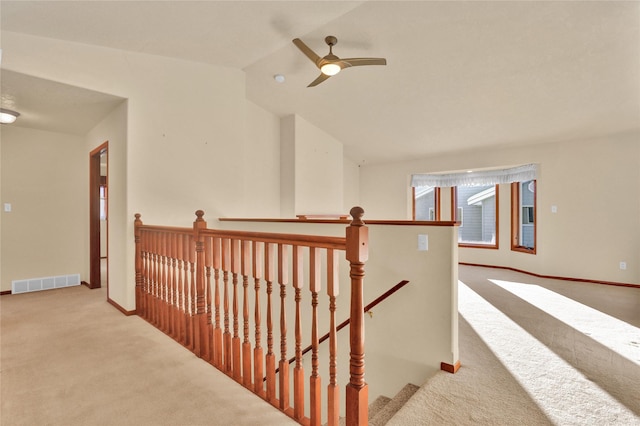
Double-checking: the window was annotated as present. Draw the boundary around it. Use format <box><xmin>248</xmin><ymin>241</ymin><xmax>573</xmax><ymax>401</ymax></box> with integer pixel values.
<box><xmin>511</xmin><ymin>180</ymin><xmax>536</xmax><ymax>253</ymax></box>
<box><xmin>413</xmin><ymin>186</ymin><xmax>441</xmax><ymax>221</ymax></box>
<box><xmin>454</xmin><ymin>185</ymin><xmax>499</xmax><ymax>248</ymax></box>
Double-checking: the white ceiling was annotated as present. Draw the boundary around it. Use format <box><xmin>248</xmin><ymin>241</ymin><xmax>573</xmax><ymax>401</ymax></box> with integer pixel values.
<box><xmin>1</xmin><ymin>1</ymin><xmax>639</xmax><ymax>164</ymax></box>
<box><xmin>1</xmin><ymin>69</ymin><xmax>125</xmax><ymax>135</ymax></box>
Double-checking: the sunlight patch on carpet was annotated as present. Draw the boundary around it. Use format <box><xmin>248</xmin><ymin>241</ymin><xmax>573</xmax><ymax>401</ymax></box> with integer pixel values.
<box><xmin>489</xmin><ymin>278</ymin><xmax>640</xmax><ymax>366</ymax></box>
<box><xmin>458</xmin><ymin>281</ymin><xmax>640</xmax><ymax>425</ymax></box>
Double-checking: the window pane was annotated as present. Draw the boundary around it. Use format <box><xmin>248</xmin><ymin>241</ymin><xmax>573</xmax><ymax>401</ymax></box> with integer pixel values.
<box><xmin>457</xmin><ymin>185</ymin><xmax>497</xmax><ymax>245</ymax></box>
<box><xmin>414</xmin><ymin>186</ymin><xmax>437</xmax><ymax>221</ymax></box>
<box><xmin>519</xmin><ymin>180</ymin><xmax>535</xmax><ymax>249</ymax></box>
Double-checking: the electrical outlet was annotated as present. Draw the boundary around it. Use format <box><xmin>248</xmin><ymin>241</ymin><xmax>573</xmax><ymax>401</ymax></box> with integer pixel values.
<box><xmin>619</xmin><ymin>261</ymin><xmax>627</xmax><ymax>270</ymax></box>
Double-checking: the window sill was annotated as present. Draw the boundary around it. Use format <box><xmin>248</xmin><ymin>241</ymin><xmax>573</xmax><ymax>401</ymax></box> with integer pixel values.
<box><xmin>459</xmin><ymin>243</ymin><xmax>499</xmax><ymax>250</ymax></box>
<box><xmin>511</xmin><ymin>246</ymin><xmax>536</xmax><ymax>255</ymax></box>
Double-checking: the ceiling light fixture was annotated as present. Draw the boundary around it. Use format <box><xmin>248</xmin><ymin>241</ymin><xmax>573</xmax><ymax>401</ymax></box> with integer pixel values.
<box><xmin>320</xmin><ymin>63</ymin><xmax>341</xmax><ymax>76</ymax></box>
<box><xmin>0</xmin><ymin>108</ymin><xmax>20</xmax><ymax>124</ymax></box>
<box><xmin>274</xmin><ymin>74</ymin><xmax>286</xmax><ymax>83</ymax></box>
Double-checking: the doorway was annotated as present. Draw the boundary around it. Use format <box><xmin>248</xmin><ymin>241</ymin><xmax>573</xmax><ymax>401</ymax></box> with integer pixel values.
<box><xmin>89</xmin><ymin>141</ymin><xmax>108</xmax><ymax>293</ymax></box>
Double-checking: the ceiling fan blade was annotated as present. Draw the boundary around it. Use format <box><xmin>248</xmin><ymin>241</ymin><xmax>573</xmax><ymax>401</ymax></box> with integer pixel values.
<box><xmin>293</xmin><ymin>38</ymin><xmax>321</xmax><ymax>65</ymax></box>
<box><xmin>340</xmin><ymin>58</ymin><xmax>387</xmax><ymax>68</ymax></box>
<box><xmin>308</xmin><ymin>73</ymin><xmax>331</xmax><ymax>87</ymax></box>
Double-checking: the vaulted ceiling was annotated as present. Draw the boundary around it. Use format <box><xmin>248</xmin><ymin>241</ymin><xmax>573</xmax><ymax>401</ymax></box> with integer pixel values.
<box><xmin>1</xmin><ymin>1</ymin><xmax>638</xmax><ymax>164</ymax></box>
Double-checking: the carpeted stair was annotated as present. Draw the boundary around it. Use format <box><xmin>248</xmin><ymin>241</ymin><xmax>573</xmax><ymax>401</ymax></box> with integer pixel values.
<box><xmin>330</xmin><ymin>383</ymin><xmax>420</xmax><ymax>426</ymax></box>
<box><xmin>368</xmin><ymin>383</ymin><xmax>421</xmax><ymax>425</ymax></box>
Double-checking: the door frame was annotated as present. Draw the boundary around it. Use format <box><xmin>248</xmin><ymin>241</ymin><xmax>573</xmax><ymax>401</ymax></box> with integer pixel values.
<box><xmin>89</xmin><ymin>141</ymin><xmax>108</xmax><ymax>291</ymax></box>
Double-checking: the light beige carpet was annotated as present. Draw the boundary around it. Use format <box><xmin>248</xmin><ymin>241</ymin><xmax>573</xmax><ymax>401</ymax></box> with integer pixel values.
<box><xmin>389</xmin><ymin>266</ymin><xmax>640</xmax><ymax>425</ymax></box>
<box><xmin>0</xmin><ymin>285</ymin><xmax>297</xmax><ymax>426</ymax></box>
<box><xmin>3</xmin><ymin>267</ymin><xmax>638</xmax><ymax>426</ymax></box>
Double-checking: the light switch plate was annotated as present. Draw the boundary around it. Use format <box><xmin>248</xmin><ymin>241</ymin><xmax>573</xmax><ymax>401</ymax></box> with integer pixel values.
<box><xmin>418</xmin><ymin>234</ymin><xmax>428</xmax><ymax>251</ymax></box>
<box><xmin>4</xmin><ymin>203</ymin><xmax>11</xmax><ymax>212</ymax></box>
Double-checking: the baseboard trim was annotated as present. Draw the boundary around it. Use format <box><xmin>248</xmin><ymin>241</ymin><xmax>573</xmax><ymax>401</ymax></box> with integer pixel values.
<box><xmin>459</xmin><ymin>263</ymin><xmax>639</xmax><ymax>288</ymax></box>
<box><xmin>441</xmin><ymin>361</ymin><xmax>460</xmax><ymax>374</ymax></box>
<box><xmin>0</xmin><ymin>290</ymin><xmax>12</xmax><ymax>296</ymax></box>
<box><xmin>107</xmin><ymin>298</ymin><xmax>136</xmax><ymax>316</ymax></box>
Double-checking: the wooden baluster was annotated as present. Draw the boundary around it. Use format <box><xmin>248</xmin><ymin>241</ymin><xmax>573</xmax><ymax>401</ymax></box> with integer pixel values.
<box><xmin>345</xmin><ymin>207</ymin><xmax>369</xmax><ymax>426</ymax></box>
<box><xmin>157</xmin><ymin>232</ymin><xmax>163</xmax><ymax>330</ymax></box>
<box><xmin>164</xmin><ymin>233</ymin><xmax>171</xmax><ymax>335</ymax></box>
<box><xmin>141</xmin><ymin>231</ymin><xmax>149</xmax><ymax>320</ymax></box>
<box><xmin>278</xmin><ymin>244</ymin><xmax>290</xmax><ymax>411</ymax></box>
<box><xmin>293</xmin><ymin>245</ymin><xmax>305</xmax><ymax>421</ymax></box>
<box><xmin>160</xmin><ymin>232</ymin><xmax>168</xmax><ymax>333</ymax></box>
<box><xmin>327</xmin><ymin>249</ymin><xmax>340</xmax><ymax>426</ymax></box>
<box><xmin>134</xmin><ymin>214</ymin><xmax>143</xmax><ymax>316</ymax></box>
<box><xmin>156</xmin><ymin>232</ymin><xmax>162</xmax><ymax>327</ymax></box>
<box><xmin>231</xmin><ymin>239</ymin><xmax>241</xmax><ymax>380</ymax></box>
<box><xmin>205</xmin><ymin>236</ymin><xmax>214</xmax><ymax>363</ymax></box>
<box><xmin>177</xmin><ymin>233</ymin><xmax>185</xmax><ymax>345</ymax></box>
<box><xmin>147</xmin><ymin>231</ymin><xmax>152</xmax><ymax>321</ymax></box>
<box><xmin>184</xmin><ymin>234</ymin><xmax>193</xmax><ymax>348</ymax></box>
<box><xmin>193</xmin><ymin>211</ymin><xmax>207</xmax><ymax>358</ymax></box>
<box><xmin>137</xmin><ymin>228</ymin><xmax>144</xmax><ymax>317</ymax></box>
<box><xmin>265</xmin><ymin>243</ymin><xmax>277</xmax><ymax>404</ymax></box>
<box><xmin>153</xmin><ymin>232</ymin><xmax>159</xmax><ymax>325</ymax></box>
<box><xmin>252</xmin><ymin>241</ymin><xmax>264</xmax><ymax>396</ymax></box>
<box><xmin>151</xmin><ymin>231</ymin><xmax>158</xmax><ymax>326</ymax></box>
<box><xmin>180</xmin><ymin>234</ymin><xmax>188</xmax><ymax>346</ymax></box>
<box><xmin>222</xmin><ymin>238</ymin><xmax>232</xmax><ymax>373</ymax></box>
<box><xmin>241</xmin><ymin>240</ymin><xmax>252</xmax><ymax>388</ymax></box>
<box><xmin>190</xmin><ymin>234</ymin><xmax>198</xmax><ymax>351</ymax></box>
<box><xmin>146</xmin><ymin>231</ymin><xmax>152</xmax><ymax>320</ymax></box>
<box><xmin>167</xmin><ymin>233</ymin><xmax>173</xmax><ymax>334</ymax></box>
<box><xmin>309</xmin><ymin>247</ymin><xmax>322</xmax><ymax>426</ymax></box>
<box><xmin>212</xmin><ymin>237</ymin><xmax>223</xmax><ymax>367</ymax></box>
<box><xmin>170</xmin><ymin>233</ymin><xmax>179</xmax><ymax>339</ymax></box>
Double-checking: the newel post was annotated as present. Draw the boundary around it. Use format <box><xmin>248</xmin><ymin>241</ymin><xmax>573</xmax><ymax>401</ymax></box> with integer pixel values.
<box><xmin>345</xmin><ymin>206</ymin><xmax>369</xmax><ymax>426</ymax></box>
<box><xmin>134</xmin><ymin>213</ymin><xmax>143</xmax><ymax>316</ymax></box>
<box><xmin>193</xmin><ymin>210</ymin><xmax>208</xmax><ymax>358</ymax></box>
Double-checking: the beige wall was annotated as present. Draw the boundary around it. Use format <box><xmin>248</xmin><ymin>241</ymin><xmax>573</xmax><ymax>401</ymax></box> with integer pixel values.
<box><xmin>294</xmin><ymin>115</ymin><xmax>344</xmax><ymax>215</ymax></box>
<box><xmin>1</xmin><ymin>126</ymin><xmax>86</xmax><ymax>291</ymax></box>
<box><xmin>343</xmin><ymin>157</ymin><xmax>360</xmax><ymax>212</ymax></box>
<box><xmin>280</xmin><ymin>115</ymin><xmax>346</xmax><ymax>216</ymax></box>
<box><xmin>2</xmin><ymin>31</ymin><xmax>281</xmax><ymax>309</ymax></box>
<box><xmin>85</xmin><ymin>102</ymin><xmax>128</xmax><ymax>302</ymax></box>
<box><xmin>280</xmin><ymin>115</ymin><xmax>295</xmax><ymax>217</ymax></box>
<box><xmin>244</xmin><ymin>101</ymin><xmax>281</xmax><ymax>218</ymax></box>
<box><xmin>360</xmin><ymin>131</ymin><xmax>640</xmax><ymax>284</ymax></box>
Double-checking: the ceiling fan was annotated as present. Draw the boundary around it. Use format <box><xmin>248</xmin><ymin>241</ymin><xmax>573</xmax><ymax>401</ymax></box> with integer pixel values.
<box><xmin>292</xmin><ymin>35</ymin><xmax>387</xmax><ymax>87</ymax></box>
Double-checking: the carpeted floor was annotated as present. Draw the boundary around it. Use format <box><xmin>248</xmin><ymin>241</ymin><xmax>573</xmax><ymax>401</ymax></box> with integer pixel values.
<box><xmin>2</xmin><ymin>266</ymin><xmax>638</xmax><ymax>425</ymax></box>
<box><xmin>0</xmin><ymin>285</ymin><xmax>297</xmax><ymax>426</ymax></box>
<box><xmin>390</xmin><ymin>265</ymin><xmax>640</xmax><ymax>425</ymax></box>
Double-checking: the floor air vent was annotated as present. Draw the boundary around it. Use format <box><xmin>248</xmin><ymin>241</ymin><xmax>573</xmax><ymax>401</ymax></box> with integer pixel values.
<box><xmin>12</xmin><ymin>274</ymin><xmax>81</xmax><ymax>294</ymax></box>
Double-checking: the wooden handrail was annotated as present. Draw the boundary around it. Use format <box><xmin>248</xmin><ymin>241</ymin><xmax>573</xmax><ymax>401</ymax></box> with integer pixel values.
<box><xmin>278</xmin><ymin>279</ymin><xmax>411</xmax><ymax>372</ymax></box>
<box><xmin>135</xmin><ymin>207</ymin><xmax>371</xmax><ymax>425</ymax></box>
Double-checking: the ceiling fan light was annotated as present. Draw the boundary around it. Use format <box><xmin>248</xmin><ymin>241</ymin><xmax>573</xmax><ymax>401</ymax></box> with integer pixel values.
<box><xmin>321</xmin><ymin>63</ymin><xmax>341</xmax><ymax>76</ymax></box>
<box><xmin>0</xmin><ymin>108</ymin><xmax>20</xmax><ymax>124</ymax></box>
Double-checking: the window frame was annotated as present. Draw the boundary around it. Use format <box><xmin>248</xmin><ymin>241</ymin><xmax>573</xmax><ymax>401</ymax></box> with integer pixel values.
<box><xmin>453</xmin><ymin>185</ymin><xmax>499</xmax><ymax>250</ymax></box>
<box><xmin>511</xmin><ymin>180</ymin><xmax>537</xmax><ymax>254</ymax></box>
<box><xmin>412</xmin><ymin>186</ymin><xmax>441</xmax><ymax>221</ymax></box>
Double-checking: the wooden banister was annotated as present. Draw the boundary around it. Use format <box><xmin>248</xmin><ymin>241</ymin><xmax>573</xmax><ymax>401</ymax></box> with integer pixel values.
<box><xmin>345</xmin><ymin>206</ymin><xmax>368</xmax><ymax>425</ymax></box>
<box><xmin>281</xmin><ymin>279</ymin><xmax>410</xmax><ymax>367</ymax></box>
<box><xmin>134</xmin><ymin>207</ymin><xmax>370</xmax><ymax>426</ymax></box>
